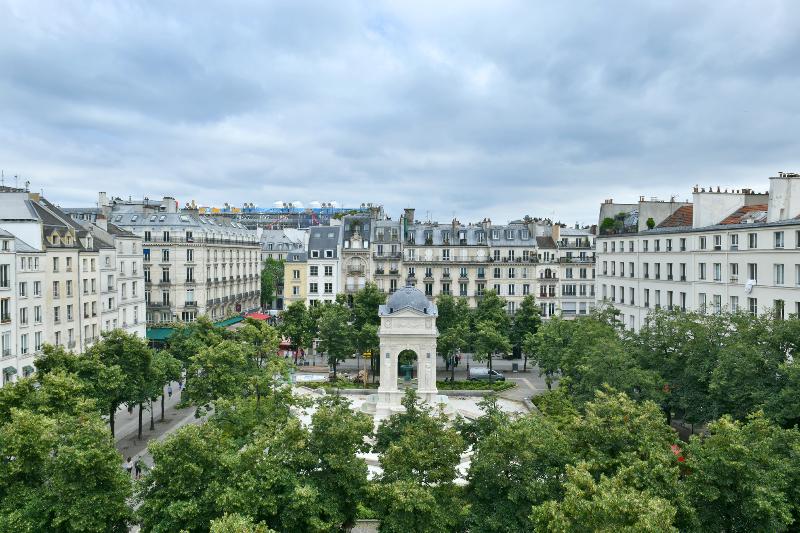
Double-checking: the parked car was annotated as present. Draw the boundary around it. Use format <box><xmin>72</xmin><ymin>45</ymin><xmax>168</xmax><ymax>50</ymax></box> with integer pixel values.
<box><xmin>467</xmin><ymin>367</ymin><xmax>506</xmax><ymax>382</ymax></box>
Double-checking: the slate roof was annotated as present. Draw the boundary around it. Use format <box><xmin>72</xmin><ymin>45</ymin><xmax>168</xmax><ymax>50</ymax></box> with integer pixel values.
<box><xmin>657</xmin><ymin>205</ymin><xmax>694</xmax><ymax>228</ymax></box>
<box><xmin>380</xmin><ymin>285</ymin><xmax>437</xmax><ymax>316</ymax></box>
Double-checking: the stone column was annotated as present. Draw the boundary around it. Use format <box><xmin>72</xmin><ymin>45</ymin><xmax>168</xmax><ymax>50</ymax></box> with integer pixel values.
<box><xmin>375</xmin><ymin>342</ymin><xmax>402</xmax><ymax>416</ymax></box>
<box><xmin>417</xmin><ymin>343</ymin><xmax>439</xmax><ymax>404</ymax></box>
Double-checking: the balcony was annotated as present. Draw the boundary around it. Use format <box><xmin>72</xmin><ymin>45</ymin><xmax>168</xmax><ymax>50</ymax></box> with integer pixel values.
<box><xmin>347</xmin><ymin>265</ymin><xmax>365</xmax><ymax>275</ymax></box>
<box><xmin>374</xmin><ymin>269</ymin><xmax>385</xmax><ymax>275</ymax></box>
<box><xmin>0</xmin><ymin>315</ymin><xmax>10</xmax><ymax>324</ymax></box>
<box><xmin>185</xmin><ymin>301</ymin><xmax>198</xmax><ymax>308</ymax></box>
<box><xmin>389</xmin><ymin>269</ymin><xmax>399</xmax><ymax>275</ymax></box>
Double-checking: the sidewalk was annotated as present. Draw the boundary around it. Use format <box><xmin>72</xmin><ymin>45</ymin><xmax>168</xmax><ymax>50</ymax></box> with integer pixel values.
<box><xmin>115</xmin><ymin>383</ymin><xmax>197</xmax><ymax>463</ymax></box>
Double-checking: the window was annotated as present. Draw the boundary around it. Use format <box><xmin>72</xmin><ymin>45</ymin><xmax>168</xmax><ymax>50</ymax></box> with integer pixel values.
<box><xmin>459</xmin><ymin>282</ymin><xmax>468</xmax><ymax>296</ymax></box>
<box><xmin>748</xmin><ymin>297</ymin><xmax>758</xmax><ymax>315</ymax></box>
<box><xmin>52</xmin><ymin>257</ymin><xmax>59</xmax><ymax>272</ymax></box>
<box><xmin>53</xmin><ymin>281</ymin><xmax>60</xmax><ymax>298</ymax></box>
<box><xmin>508</xmin><ymin>284</ymin><xmax>516</xmax><ymax>295</ymax></box>
<box><xmin>747</xmin><ymin>263</ymin><xmax>758</xmax><ymax>282</ymax></box>
<box><xmin>34</xmin><ymin>306</ymin><xmax>41</xmax><ymax>323</ymax></box>
<box><xmin>643</xmin><ymin>240</ymin><xmax>649</xmax><ymax>252</ymax></box>
<box><xmin>311</xmin><ymin>250</ymin><xmax>320</xmax><ymax>258</ymax></box>
<box><xmin>442</xmin><ymin>283</ymin><xmax>451</xmax><ymax>295</ymax></box>
<box><xmin>19</xmin><ymin>307</ymin><xmax>28</xmax><ymax>325</ymax></box>
<box><xmin>713</xmin><ymin>235</ymin><xmax>722</xmax><ymax>250</ymax></box>
<box><xmin>713</xmin><ymin>263</ymin><xmax>721</xmax><ymax>282</ymax></box>
<box><xmin>775</xmin><ymin>264</ymin><xmax>785</xmax><ymax>285</ymax></box>
<box><xmin>33</xmin><ymin>281</ymin><xmax>41</xmax><ymax>296</ymax></box>
<box><xmin>325</xmin><ymin>250</ymin><xmax>333</xmax><ymax>258</ymax></box>
<box><xmin>310</xmin><ymin>266</ymin><xmax>319</xmax><ymax>276</ymax></box>
<box><xmin>424</xmin><ymin>282</ymin><xmax>433</xmax><ymax>296</ymax></box>
<box><xmin>324</xmin><ymin>266</ymin><xmax>333</xmax><ymax>276</ymax></box>
<box><xmin>161</xmin><ymin>268</ymin><xmax>170</xmax><ymax>283</ymax></box>
<box><xmin>508</xmin><ymin>268</ymin><xmax>516</xmax><ymax>279</ymax></box>
<box><xmin>18</xmin><ymin>281</ymin><xmax>27</xmax><ymax>297</ymax></box>
<box><xmin>730</xmin><ymin>234</ymin><xmax>739</xmax><ymax>250</ymax></box>
<box><xmin>309</xmin><ymin>282</ymin><xmax>318</xmax><ymax>293</ymax></box>
<box><xmin>774</xmin><ymin>299</ymin><xmax>785</xmax><ymax>320</ymax></box>
<box><xmin>0</xmin><ymin>265</ymin><xmax>8</xmax><ymax>288</ymax></box>
<box><xmin>730</xmin><ymin>296</ymin><xmax>739</xmax><ymax>312</ymax></box>
<box><xmin>679</xmin><ymin>238</ymin><xmax>687</xmax><ymax>251</ymax></box>
<box><xmin>698</xmin><ymin>293</ymin><xmax>707</xmax><ymax>312</ymax></box>
<box><xmin>713</xmin><ymin>295</ymin><xmax>722</xmax><ymax>315</ymax></box>
<box><xmin>748</xmin><ymin>233</ymin><xmax>758</xmax><ymax>249</ymax></box>
<box><xmin>442</xmin><ymin>249</ymin><xmax>450</xmax><ymax>261</ymax></box>
<box><xmin>324</xmin><ymin>283</ymin><xmax>333</xmax><ymax>294</ymax></box>
<box><xmin>293</xmin><ymin>269</ymin><xmax>300</xmax><ymax>280</ymax></box>
<box><xmin>523</xmin><ymin>283</ymin><xmax>530</xmax><ymax>295</ymax></box>
<box><xmin>699</xmin><ymin>236</ymin><xmax>707</xmax><ymax>250</ymax></box>
<box><xmin>730</xmin><ymin>263</ymin><xmax>739</xmax><ymax>283</ymax></box>
<box><xmin>162</xmin><ymin>249</ymin><xmax>169</xmax><ymax>262</ymax></box>
<box><xmin>493</xmin><ymin>267</ymin><xmax>501</xmax><ymax>279</ymax></box>
<box><xmin>186</xmin><ymin>249</ymin><xmax>194</xmax><ymax>261</ymax></box>
<box><xmin>775</xmin><ymin>231</ymin><xmax>785</xmax><ymax>249</ymax></box>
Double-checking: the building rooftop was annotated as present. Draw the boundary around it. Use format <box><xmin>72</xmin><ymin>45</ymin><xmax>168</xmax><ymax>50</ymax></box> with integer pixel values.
<box><xmin>657</xmin><ymin>205</ymin><xmax>694</xmax><ymax>229</ymax></box>
<box><xmin>720</xmin><ymin>204</ymin><xmax>768</xmax><ymax>225</ymax></box>
<box><xmin>380</xmin><ymin>286</ymin><xmax>437</xmax><ymax>316</ymax></box>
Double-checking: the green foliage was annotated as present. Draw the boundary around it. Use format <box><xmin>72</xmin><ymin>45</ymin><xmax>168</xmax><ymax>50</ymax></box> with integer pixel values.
<box><xmin>435</xmin><ymin>380</ymin><xmax>515</xmax><ymax>391</ymax></box>
<box><xmin>372</xmin><ymin>390</ymin><xmax>467</xmax><ymax>533</ymax></box>
<box><xmin>186</xmin><ymin>340</ymin><xmax>251</xmax><ymax>407</ymax></box>
<box><xmin>277</xmin><ymin>301</ymin><xmax>314</xmax><ymax>354</ymax></box>
<box><xmin>352</xmin><ymin>283</ymin><xmax>386</xmax><ymax>355</ymax></box>
<box><xmin>0</xmin><ymin>407</ymin><xmax>132</xmax><ymax>532</ymax></box>
<box><xmin>646</xmin><ymin>216</ymin><xmax>656</xmax><ymax>229</ymax></box>
<box><xmin>260</xmin><ymin>257</ymin><xmax>284</xmax><ymax>308</ymax></box>
<box><xmin>316</xmin><ymin>302</ymin><xmax>354</xmax><ymax>375</ymax></box>
<box><xmin>210</xmin><ymin>513</ymin><xmax>276</xmax><ymax>533</ymax></box>
<box><xmin>683</xmin><ymin>413</ymin><xmax>800</xmax><ymax>532</ymax></box>
<box><xmin>530</xmin><ymin>462</ymin><xmax>678</xmax><ymax>532</ymax></box>
<box><xmin>510</xmin><ymin>294</ymin><xmax>542</xmax><ymax>354</ymax></box>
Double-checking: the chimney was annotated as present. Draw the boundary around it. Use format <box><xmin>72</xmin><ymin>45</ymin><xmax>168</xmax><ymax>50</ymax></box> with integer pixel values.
<box><xmin>95</xmin><ymin>213</ymin><xmax>108</xmax><ymax>231</ymax></box>
<box><xmin>403</xmin><ymin>208</ymin><xmax>415</xmax><ymax>226</ymax></box>
<box><xmin>98</xmin><ymin>191</ymin><xmax>109</xmax><ymax>207</ymax></box>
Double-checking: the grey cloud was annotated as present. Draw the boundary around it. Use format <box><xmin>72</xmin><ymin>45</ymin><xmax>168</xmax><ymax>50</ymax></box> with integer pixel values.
<box><xmin>0</xmin><ymin>0</ymin><xmax>798</xmax><ymax>225</ymax></box>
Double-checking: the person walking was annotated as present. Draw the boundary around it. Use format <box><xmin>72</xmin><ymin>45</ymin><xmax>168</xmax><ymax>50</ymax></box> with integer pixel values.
<box><xmin>167</xmin><ymin>384</ymin><xmax>173</xmax><ymax>398</ymax></box>
<box><xmin>134</xmin><ymin>459</ymin><xmax>143</xmax><ymax>480</ymax></box>
<box><xmin>124</xmin><ymin>457</ymin><xmax>133</xmax><ymax>477</ymax></box>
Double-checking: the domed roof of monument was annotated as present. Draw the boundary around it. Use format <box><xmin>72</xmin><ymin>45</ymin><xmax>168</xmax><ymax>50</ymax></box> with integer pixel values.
<box><xmin>380</xmin><ymin>285</ymin><xmax>438</xmax><ymax>316</ymax></box>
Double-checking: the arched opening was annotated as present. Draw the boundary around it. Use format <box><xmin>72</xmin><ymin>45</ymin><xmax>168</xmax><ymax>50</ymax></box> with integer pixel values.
<box><xmin>397</xmin><ymin>349</ymin><xmax>418</xmax><ymax>381</ymax></box>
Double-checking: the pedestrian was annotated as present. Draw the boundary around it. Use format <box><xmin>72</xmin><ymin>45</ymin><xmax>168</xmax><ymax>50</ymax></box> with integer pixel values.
<box><xmin>127</xmin><ymin>405</ymin><xmax>133</xmax><ymax>415</ymax></box>
<box><xmin>124</xmin><ymin>457</ymin><xmax>133</xmax><ymax>477</ymax></box>
<box><xmin>134</xmin><ymin>459</ymin><xmax>142</xmax><ymax>480</ymax></box>
<box><xmin>178</xmin><ymin>379</ymin><xmax>183</xmax><ymax>391</ymax></box>
<box><xmin>167</xmin><ymin>384</ymin><xmax>173</xmax><ymax>398</ymax></box>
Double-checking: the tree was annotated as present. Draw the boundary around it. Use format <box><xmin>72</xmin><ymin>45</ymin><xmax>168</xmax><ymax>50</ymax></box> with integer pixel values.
<box><xmin>472</xmin><ymin>290</ymin><xmax>511</xmax><ymax>369</ymax></box>
<box><xmin>137</xmin><ymin>424</ymin><xmax>235</xmax><ymax>532</ymax></box>
<box><xmin>373</xmin><ymin>390</ymin><xmax>467</xmax><ymax>533</ymax></box>
<box><xmin>683</xmin><ymin>413</ymin><xmax>798</xmax><ymax>532</ymax></box>
<box><xmin>524</xmin><ymin>316</ymin><xmax>572</xmax><ymax>390</ymax></box>
<box><xmin>185</xmin><ymin>339</ymin><xmax>251</xmax><ymax>408</ymax></box>
<box><xmin>90</xmin><ymin>330</ymin><xmax>153</xmax><ymax>438</ymax></box>
<box><xmin>467</xmin><ymin>410</ymin><xmax>573</xmax><ymax>532</ymax></box>
<box><xmin>211</xmin><ymin>514</ymin><xmax>276</xmax><ymax>533</ymax></box>
<box><xmin>472</xmin><ymin>321</ymin><xmax>511</xmax><ymax>371</ymax></box>
<box><xmin>316</xmin><ymin>302</ymin><xmax>354</xmax><ymax>378</ymax></box>
<box><xmin>307</xmin><ymin>396</ymin><xmax>373</xmax><ymax>529</ymax></box>
<box><xmin>278</xmin><ymin>301</ymin><xmax>313</xmax><ymax>363</ymax></box>
<box><xmin>436</xmin><ymin>295</ymin><xmax>471</xmax><ymax>378</ymax></box>
<box><xmin>0</xmin><ymin>408</ymin><xmax>132</xmax><ymax>532</ymax></box>
<box><xmin>260</xmin><ymin>257</ymin><xmax>284</xmax><ymax>309</ymax></box>
<box><xmin>530</xmin><ymin>463</ymin><xmax>678</xmax><ymax>532</ymax></box>
<box><xmin>510</xmin><ymin>294</ymin><xmax>542</xmax><ymax>370</ymax></box>
<box><xmin>351</xmin><ymin>284</ymin><xmax>385</xmax><ymax>371</ymax></box>
<box><xmin>147</xmin><ymin>350</ymin><xmax>182</xmax><ymax>425</ymax></box>
<box><xmin>234</xmin><ymin>319</ymin><xmax>284</xmax><ymax>407</ymax></box>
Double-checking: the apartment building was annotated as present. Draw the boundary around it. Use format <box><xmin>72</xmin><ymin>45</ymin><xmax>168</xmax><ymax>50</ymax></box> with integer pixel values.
<box><xmin>77</xmin><ymin>194</ymin><xmax>260</xmax><ymax>324</ymax></box>
<box><xmin>341</xmin><ymin>213</ymin><xmax>373</xmax><ymax>297</ymax></box>
<box><xmin>376</xmin><ymin>209</ymin><xmax>596</xmax><ymax>318</ymax></box>
<box><xmin>306</xmin><ymin>226</ymin><xmax>341</xmax><ymax>305</ymax></box>
<box><xmin>283</xmin><ymin>251</ymin><xmax>308</xmax><ymax>307</ymax></box>
<box><xmin>596</xmin><ymin>172</ymin><xmax>800</xmax><ymax>330</ymax></box>
<box><xmin>0</xmin><ymin>187</ymin><xmax>147</xmax><ymax>384</ymax></box>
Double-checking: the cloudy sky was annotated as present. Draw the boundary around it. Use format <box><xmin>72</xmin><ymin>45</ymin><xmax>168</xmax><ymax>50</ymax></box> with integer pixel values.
<box><xmin>1</xmin><ymin>1</ymin><xmax>799</xmax><ymax>225</ymax></box>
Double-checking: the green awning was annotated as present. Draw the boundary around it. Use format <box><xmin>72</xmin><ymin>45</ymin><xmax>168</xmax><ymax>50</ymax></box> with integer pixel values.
<box><xmin>146</xmin><ymin>328</ymin><xmax>175</xmax><ymax>341</ymax></box>
<box><xmin>22</xmin><ymin>365</ymin><xmax>34</xmax><ymax>374</ymax></box>
<box><xmin>3</xmin><ymin>366</ymin><xmax>17</xmax><ymax>375</ymax></box>
<box><xmin>215</xmin><ymin>316</ymin><xmax>244</xmax><ymax>328</ymax></box>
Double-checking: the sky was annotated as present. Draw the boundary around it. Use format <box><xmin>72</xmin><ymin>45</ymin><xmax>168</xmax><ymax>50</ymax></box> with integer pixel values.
<box><xmin>1</xmin><ymin>1</ymin><xmax>799</xmax><ymax>226</ymax></box>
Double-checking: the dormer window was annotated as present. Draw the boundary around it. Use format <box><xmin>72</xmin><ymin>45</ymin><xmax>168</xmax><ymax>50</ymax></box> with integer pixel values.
<box><xmin>521</xmin><ymin>230</ymin><xmax>530</xmax><ymax>239</ymax></box>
